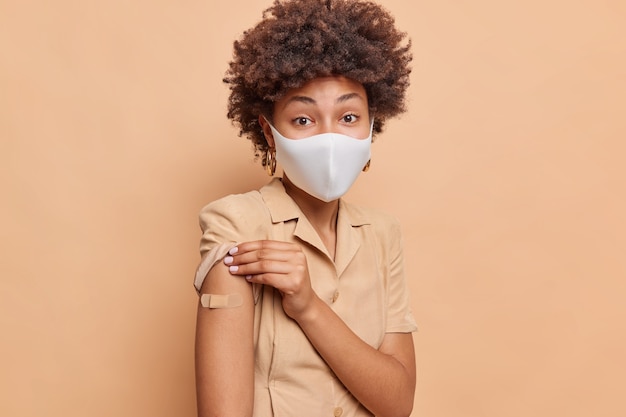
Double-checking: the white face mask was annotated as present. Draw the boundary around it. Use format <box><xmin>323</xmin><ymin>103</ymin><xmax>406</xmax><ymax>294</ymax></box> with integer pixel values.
<box><xmin>268</xmin><ymin>122</ymin><xmax>372</xmax><ymax>202</ymax></box>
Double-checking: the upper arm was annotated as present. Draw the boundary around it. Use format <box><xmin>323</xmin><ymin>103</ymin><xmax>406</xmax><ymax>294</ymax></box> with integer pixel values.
<box><xmin>378</xmin><ymin>216</ymin><xmax>417</xmax><ymax>398</ymax></box>
<box><xmin>195</xmin><ymin>253</ymin><xmax>255</xmax><ymax>417</ymax></box>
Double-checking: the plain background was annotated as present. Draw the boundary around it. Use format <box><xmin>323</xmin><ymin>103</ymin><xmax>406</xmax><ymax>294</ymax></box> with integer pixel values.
<box><xmin>1</xmin><ymin>0</ymin><xmax>625</xmax><ymax>416</ymax></box>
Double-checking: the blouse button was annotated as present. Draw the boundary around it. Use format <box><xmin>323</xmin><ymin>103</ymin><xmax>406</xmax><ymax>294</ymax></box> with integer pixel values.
<box><xmin>333</xmin><ymin>406</ymin><xmax>343</xmax><ymax>417</ymax></box>
<box><xmin>331</xmin><ymin>290</ymin><xmax>340</xmax><ymax>303</ymax></box>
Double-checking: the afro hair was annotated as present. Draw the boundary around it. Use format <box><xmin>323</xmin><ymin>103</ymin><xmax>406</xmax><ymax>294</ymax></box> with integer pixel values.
<box><xmin>223</xmin><ymin>0</ymin><xmax>412</xmax><ymax>161</ymax></box>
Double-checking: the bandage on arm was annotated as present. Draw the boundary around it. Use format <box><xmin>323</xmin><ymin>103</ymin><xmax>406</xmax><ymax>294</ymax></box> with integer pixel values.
<box><xmin>200</xmin><ymin>293</ymin><xmax>243</xmax><ymax>309</ymax></box>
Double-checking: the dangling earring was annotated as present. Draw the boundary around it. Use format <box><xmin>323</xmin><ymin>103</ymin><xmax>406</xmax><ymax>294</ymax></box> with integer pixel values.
<box><xmin>265</xmin><ymin>148</ymin><xmax>277</xmax><ymax>176</ymax></box>
<box><xmin>362</xmin><ymin>159</ymin><xmax>371</xmax><ymax>172</ymax></box>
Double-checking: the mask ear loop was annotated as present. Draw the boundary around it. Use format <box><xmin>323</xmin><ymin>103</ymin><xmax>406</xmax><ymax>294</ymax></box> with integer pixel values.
<box><xmin>362</xmin><ymin>117</ymin><xmax>374</xmax><ymax>172</ymax></box>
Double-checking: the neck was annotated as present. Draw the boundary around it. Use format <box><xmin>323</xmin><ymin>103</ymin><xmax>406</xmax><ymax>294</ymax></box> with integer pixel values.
<box><xmin>281</xmin><ymin>175</ymin><xmax>339</xmax><ymax>258</ymax></box>
<box><xmin>281</xmin><ymin>175</ymin><xmax>339</xmax><ymax>229</ymax></box>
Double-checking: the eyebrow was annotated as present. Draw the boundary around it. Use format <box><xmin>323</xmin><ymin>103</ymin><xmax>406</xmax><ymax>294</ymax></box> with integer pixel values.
<box><xmin>282</xmin><ymin>92</ymin><xmax>365</xmax><ymax>109</ymax></box>
<box><xmin>336</xmin><ymin>92</ymin><xmax>364</xmax><ymax>104</ymax></box>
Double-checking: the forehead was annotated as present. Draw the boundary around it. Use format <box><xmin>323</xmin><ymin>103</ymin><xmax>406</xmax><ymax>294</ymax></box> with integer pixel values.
<box><xmin>278</xmin><ymin>76</ymin><xmax>368</xmax><ymax>105</ymax></box>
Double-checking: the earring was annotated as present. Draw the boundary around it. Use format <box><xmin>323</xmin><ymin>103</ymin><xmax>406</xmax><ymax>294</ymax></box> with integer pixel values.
<box><xmin>362</xmin><ymin>159</ymin><xmax>371</xmax><ymax>172</ymax></box>
<box><xmin>265</xmin><ymin>148</ymin><xmax>277</xmax><ymax>176</ymax></box>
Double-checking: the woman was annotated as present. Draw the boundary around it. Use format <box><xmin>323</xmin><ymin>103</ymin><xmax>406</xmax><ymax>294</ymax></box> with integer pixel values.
<box><xmin>194</xmin><ymin>1</ymin><xmax>417</xmax><ymax>416</ymax></box>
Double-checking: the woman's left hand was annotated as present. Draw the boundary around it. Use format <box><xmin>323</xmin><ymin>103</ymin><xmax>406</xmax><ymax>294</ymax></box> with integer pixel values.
<box><xmin>224</xmin><ymin>240</ymin><xmax>317</xmax><ymax>321</ymax></box>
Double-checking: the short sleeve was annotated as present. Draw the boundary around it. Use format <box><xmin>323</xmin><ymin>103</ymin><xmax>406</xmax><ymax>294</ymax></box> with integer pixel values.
<box><xmin>194</xmin><ymin>192</ymin><xmax>270</xmax><ymax>293</ymax></box>
<box><xmin>384</xmin><ymin>218</ymin><xmax>418</xmax><ymax>333</ymax></box>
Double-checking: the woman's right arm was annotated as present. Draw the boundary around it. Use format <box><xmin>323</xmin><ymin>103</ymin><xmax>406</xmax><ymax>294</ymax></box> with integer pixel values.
<box><xmin>194</xmin><ymin>260</ymin><xmax>255</xmax><ymax>417</ymax></box>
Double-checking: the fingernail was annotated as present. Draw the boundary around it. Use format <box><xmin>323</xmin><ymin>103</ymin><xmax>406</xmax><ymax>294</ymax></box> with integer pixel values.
<box><xmin>229</xmin><ymin>265</ymin><xmax>239</xmax><ymax>273</ymax></box>
<box><xmin>224</xmin><ymin>256</ymin><xmax>233</xmax><ymax>265</ymax></box>
<box><xmin>228</xmin><ymin>247</ymin><xmax>238</xmax><ymax>255</ymax></box>
<box><xmin>245</xmin><ymin>275</ymin><xmax>252</xmax><ymax>280</ymax></box>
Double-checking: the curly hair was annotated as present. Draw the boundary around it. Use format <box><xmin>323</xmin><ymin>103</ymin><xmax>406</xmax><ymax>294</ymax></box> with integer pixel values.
<box><xmin>223</xmin><ymin>0</ymin><xmax>412</xmax><ymax>161</ymax></box>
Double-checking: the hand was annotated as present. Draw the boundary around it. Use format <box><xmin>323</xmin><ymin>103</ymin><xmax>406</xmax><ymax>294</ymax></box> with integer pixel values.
<box><xmin>223</xmin><ymin>240</ymin><xmax>317</xmax><ymax>320</ymax></box>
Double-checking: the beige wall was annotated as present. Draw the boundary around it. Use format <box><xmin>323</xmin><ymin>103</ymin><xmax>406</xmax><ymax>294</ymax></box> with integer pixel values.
<box><xmin>1</xmin><ymin>1</ymin><xmax>625</xmax><ymax>416</ymax></box>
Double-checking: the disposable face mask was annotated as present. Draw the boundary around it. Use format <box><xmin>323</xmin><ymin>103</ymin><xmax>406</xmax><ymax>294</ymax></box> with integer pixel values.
<box><xmin>268</xmin><ymin>122</ymin><xmax>372</xmax><ymax>202</ymax></box>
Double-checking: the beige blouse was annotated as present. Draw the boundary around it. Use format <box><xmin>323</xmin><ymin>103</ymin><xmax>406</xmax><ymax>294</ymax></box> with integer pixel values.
<box><xmin>195</xmin><ymin>178</ymin><xmax>417</xmax><ymax>417</ymax></box>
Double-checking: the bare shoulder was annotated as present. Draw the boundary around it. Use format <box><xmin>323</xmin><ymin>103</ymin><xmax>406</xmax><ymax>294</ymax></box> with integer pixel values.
<box><xmin>199</xmin><ymin>258</ymin><xmax>253</xmax><ymax>302</ymax></box>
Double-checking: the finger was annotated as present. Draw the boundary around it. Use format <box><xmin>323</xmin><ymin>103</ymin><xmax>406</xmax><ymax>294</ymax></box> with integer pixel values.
<box><xmin>224</xmin><ymin>246</ymin><xmax>297</xmax><ymax>267</ymax></box>
<box><xmin>227</xmin><ymin>257</ymin><xmax>300</xmax><ymax>277</ymax></box>
<box><xmin>245</xmin><ymin>272</ymin><xmax>303</xmax><ymax>295</ymax></box>
<box><xmin>228</xmin><ymin>240</ymin><xmax>299</xmax><ymax>256</ymax></box>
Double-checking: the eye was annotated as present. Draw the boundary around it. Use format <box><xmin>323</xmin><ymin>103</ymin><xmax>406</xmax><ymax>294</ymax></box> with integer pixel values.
<box><xmin>341</xmin><ymin>113</ymin><xmax>359</xmax><ymax>124</ymax></box>
<box><xmin>293</xmin><ymin>117</ymin><xmax>312</xmax><ymax>126</ymax></box>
